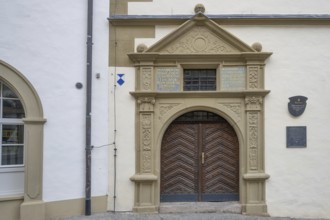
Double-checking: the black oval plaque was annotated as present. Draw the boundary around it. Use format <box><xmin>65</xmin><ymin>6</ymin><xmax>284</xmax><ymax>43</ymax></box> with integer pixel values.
<box><xmin>288</xmin><ymin>96</ymin><xmax>307</xmax><ymax>117</ymax></box>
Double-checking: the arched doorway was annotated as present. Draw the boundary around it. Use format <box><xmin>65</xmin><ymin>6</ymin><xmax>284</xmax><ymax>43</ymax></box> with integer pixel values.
<box><xmin>129</xmin><ymin>9</ymin><xmax>271</xmax><ymax>215</ymax></box>
<box><xmin>160</xmin><ymin>111</ymin><xmax>239</xmax><ymax>202</ymax></box>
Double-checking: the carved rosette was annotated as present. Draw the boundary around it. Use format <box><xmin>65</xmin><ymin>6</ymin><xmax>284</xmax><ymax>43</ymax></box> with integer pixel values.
<box><xmin>141</xmin><ymin>67</ymin><xmax>153</xmax><ymax>91</ymax></box>
<box><xmin>247</xmin><ymin>66</ymin><xmax>259</xmax><ymax>89</ymax></box>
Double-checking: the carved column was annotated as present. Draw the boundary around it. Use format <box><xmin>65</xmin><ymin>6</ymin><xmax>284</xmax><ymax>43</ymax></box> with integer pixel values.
<box><xmin>243</xmin><ymin>96</ymin><xmax>270</xmax><ymax>216</ymax></box>
<box><xmin>130</xmin><ymin>97</ymin><xmax>158</xmax><ymax>213</ymax></box>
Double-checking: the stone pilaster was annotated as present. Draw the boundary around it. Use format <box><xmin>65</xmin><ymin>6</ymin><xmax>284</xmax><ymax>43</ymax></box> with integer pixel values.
<box><xmin>243</xmin><ymin>96</ymin><xmax>269</xmax><ymax>216</ymax></box>
<box><xmin>130</xmin><ymin>97</ymin><xmax>157</xmax><ymax>213</ymax></box>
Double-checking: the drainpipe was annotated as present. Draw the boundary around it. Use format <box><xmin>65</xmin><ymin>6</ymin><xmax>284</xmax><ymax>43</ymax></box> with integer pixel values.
<box><xmin>85</xmin><ymin>0</ymin><xmax>93</xmax><ymax>216</ymax></box>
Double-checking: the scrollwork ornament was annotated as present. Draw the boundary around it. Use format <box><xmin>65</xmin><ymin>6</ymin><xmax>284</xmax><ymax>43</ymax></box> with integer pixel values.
<box><xmin>222</xmin><ymin>103</ymin><xmax>241</xmax><ymax>120</ymax></box>
<box><xmin>138</xmin><ymin>97</ymin><xmax>155</xmax><ymax>112</ymax></box>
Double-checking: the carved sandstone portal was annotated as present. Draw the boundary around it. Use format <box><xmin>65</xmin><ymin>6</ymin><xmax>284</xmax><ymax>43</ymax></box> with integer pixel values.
<box><xmin>129</xmin><ymin>9</ymin><xmax>271</xmax><ymax>216</ymax></box>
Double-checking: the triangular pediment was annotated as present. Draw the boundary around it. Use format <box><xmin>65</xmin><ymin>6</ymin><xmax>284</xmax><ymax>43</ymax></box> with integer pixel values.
<box><xmin>146</xmin><ymin>13</ymin><xmax>255</xmax><ymax>54</ymax></box>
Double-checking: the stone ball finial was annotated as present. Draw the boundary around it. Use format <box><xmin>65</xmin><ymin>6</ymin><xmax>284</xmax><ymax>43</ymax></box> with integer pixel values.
<box><xmin>194</xmin><ymin>4</ymin><xmax>205</xmax><ymax>14</ymax></box>
<box><xmin>136</xmin><ymin>44</ymin><xmax>148</xmax><ymax>53</ymax></box>
<box><xmin>252</xmin><ymin>42</ymin><xmax>262</xmax><ymax>52</ymax></box>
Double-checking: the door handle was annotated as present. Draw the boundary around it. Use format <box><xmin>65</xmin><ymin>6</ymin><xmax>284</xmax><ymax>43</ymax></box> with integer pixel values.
<box><xmin>201</xmin><ymin>152</ymin><xmax>205</xmax><ymax>165</ymax></box>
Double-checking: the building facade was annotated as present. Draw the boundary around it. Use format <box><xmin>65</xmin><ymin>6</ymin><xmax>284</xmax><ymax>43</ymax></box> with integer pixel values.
<box><xmin>1</xmin><ymin>0</ymin><xmax>330</xmax><ymax>219</ymax></box>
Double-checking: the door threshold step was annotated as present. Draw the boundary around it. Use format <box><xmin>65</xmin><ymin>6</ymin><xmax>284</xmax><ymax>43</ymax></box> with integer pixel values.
<box><xmin>159</xmin><ymin>202</ymin><xmax>241</xmax><ymax>214</ymax></box>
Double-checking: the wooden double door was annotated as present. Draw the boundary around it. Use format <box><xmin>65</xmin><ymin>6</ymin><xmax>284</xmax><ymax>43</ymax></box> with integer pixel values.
<box><xmin>160</xmin><ymin>111</ymin><xmax>239</xmax><ymax>202</ymax></box>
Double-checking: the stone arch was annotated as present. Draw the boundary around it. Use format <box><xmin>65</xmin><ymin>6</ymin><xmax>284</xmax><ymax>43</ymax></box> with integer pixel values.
<box><xmin>0</xmin><ymin>60</ymin><xmax>46</xmax><ymax>220</ymax></box>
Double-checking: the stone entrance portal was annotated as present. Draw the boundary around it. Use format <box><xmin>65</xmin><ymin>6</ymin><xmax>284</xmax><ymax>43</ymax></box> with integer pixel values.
<box><xmin>129</xmin><ymin>9</ymin><xmax>271</xmax><ymax>216</ymax></box>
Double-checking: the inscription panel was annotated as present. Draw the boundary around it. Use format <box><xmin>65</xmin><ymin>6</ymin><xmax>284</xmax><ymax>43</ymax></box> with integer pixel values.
<box><xmin>220</xmin><ymin>66</ymin><xmax>246</xmax><ymax>90</ymax></box>
<box><xmin>287</xmin><ymin>126</ymin><xmax>307</xmax><ymax>148</ymax></box>
<box><xmin>156</xmin><ymin>68</ymin><xmax>180</xmax><ymax>92</ymax></box>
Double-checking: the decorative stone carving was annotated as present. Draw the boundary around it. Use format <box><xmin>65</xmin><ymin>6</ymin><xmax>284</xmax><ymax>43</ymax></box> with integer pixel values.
<box><xmin>248</xmin><ymin>66</ymin><xmax>259</xmax><ymax>89</ymax></box>
<box><xmin>248</xmin><ymin>112</ymin><xmax>258</xmax><ymax>170</ymax></box>
<box><xmin>194</xmin><ymin>4</ymin><xmax>205</xmax><ymax>14</ymax></box>
<box><xmin>252</xmin><ymin>42</ymin><xmax>262</xmax><ymax>52</ymax></box>
<box><xmin>249</xmin><ymin>148</ymin><xmax>258</xmax><ymax>170</ymax></box>
<box><xmin>161</xmin><ymin>27</ymin><xmax>238</xmax><ymax>54</ymax></box>
<box><xmin>221</xmin><ymin>103</ymin><xmax>242</xmax><ymax>121</ymax></box>
<box><xmin>245</xmin><ymin>96</ymin><xmax>263</xmax><ymax>111</ymax></box>
<box><xmin>159</xmin><ymin>103</ymin><xmax>180</xmax><ymax>119</ymax></box>
<box><xmin>141</xmin><ymin>114</ymin><xmax>152</xmax><ymax>128</ymax></box>
<box><xmin>141</xmin><ymin>114</ymin><xmax>152</xmax><ymax>151</ymax></box>
<box><xmin>137</xmin><ymin>43</ymin><xmax>148</xmax><ymax>53</ymax></box>
<box><xmin>141</xmin><ymin>67</ymin><xmax>153</xmax><ymax>91</ymax></box>
<box><xmin>142</xmin><ymin>151</ymin><xmax>152</xmax><ymax>173</ymax></box>
<box><xmin>138</xmin><ymin>97</ymin><xmax>155</xmax><ymax>112</ymax></box>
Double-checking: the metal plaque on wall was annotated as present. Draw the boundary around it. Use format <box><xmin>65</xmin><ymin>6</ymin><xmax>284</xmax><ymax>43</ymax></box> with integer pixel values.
<box><xmin>286</xmin><ymin>126</ymin><xmax>307</xmax><ymax>148</ymax></box>
<box><xmin>288</xmin><ymin>96</ymin><xmax>308</xmax><ymax>117</ymax></box>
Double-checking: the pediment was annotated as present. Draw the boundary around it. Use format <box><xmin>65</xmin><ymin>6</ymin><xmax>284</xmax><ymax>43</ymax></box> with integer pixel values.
<box><xmin>146</xmin><ymin>13</ymin><xmax>255</xmax><ymax>54</ymax></box>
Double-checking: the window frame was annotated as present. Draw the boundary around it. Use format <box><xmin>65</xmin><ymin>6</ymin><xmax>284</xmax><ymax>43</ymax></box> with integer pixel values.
<box><xmin>183</xmin><ymin>69</ymin><xmax>217</xmax><ymax>91</ymax></box>
<box><xmin>0</xmin><ymin>82</ymin><xmax>25</xmax><ymax>170</ymax></box>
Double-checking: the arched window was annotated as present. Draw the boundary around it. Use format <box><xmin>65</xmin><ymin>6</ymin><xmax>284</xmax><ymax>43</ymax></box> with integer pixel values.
<box><xmin>0</xmin><ymin>60</ymin><xmax>45</xmax><ymax>219</ymax></box>
<box><xmin>0</xmin><ymin>82</ymin><xmax>25</xmax><ymax>166</ymax></box>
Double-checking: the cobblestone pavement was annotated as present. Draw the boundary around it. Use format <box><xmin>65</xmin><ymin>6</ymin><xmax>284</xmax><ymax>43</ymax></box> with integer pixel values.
<box><xmin>52</xmin><ymin>202</ymin><xmax>329</xmax><ymax>220</ymax></box>
<box><xmin>54</xmin><ymin>212</ymin><xmax>329</xmax><ymax>220</ymax></box>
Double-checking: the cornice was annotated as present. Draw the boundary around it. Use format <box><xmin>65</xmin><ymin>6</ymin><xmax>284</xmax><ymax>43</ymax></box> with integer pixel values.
<box><xmin>128</xmin><ymin>52</ymin><xmax>272</xmax><ymax>63</ymax></box>
<box><xmin>130</xmin><ymin>90</ymin><xmax>270</xmax><ymax>99</ymax></box>
<box><xmin>109</xmin><ymin>14</ymin><xmax>330</xmax><ymax>26</ymax></box>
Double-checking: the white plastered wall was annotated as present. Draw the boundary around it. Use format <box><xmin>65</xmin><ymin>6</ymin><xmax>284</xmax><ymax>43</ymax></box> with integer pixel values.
<box><xmin>0</xmin><ymin>0</ymin><xmax>109</xmax><ymax>201</ymax></box>
<box><xmin>128</xmin><ymin>3</ymin><xmax>330</xmax><ymax>216</ymax></box>
<box><xmin>226</xmin><ymin>25</ymin><xmax>330</xmax><ymax>218</ymax></box>
<box><xmin>108</xmin><ymin>67</ymin><xmax>136</xmax><ymax>211</ymax></box>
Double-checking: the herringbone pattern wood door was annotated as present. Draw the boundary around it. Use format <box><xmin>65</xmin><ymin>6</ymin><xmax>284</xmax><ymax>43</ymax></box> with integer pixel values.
<box><xmin>201</xmin><ymin>123</ymin><xmax>239</xmax><ymax>201</ymax></box>
<box><xmin>160</xmin><ymin>112</ymin><xmax>239</xmax><ymax>202</ymax></box>
<box><xmin>160</xmin><ymin>123</ymin><xmax>199</xmax><ymax>201</ymax></box>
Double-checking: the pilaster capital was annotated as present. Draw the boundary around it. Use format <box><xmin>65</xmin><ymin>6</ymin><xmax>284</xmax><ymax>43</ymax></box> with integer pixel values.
<box><xmin>138</xmin><ymin>97</ymin><xmax>155</xmax><ymax>112</ymax></box>
<box><xmin>245</xmin><ymin>96</ymin><xmax>263</xmax><ymax>111</ymax></box>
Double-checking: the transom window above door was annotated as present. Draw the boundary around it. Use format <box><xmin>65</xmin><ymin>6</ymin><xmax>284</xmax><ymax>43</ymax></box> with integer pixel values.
<box><xmin>184</xmin><ymin>69</ymin><xmax>216</xmax><ymax>91</ymax></box>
